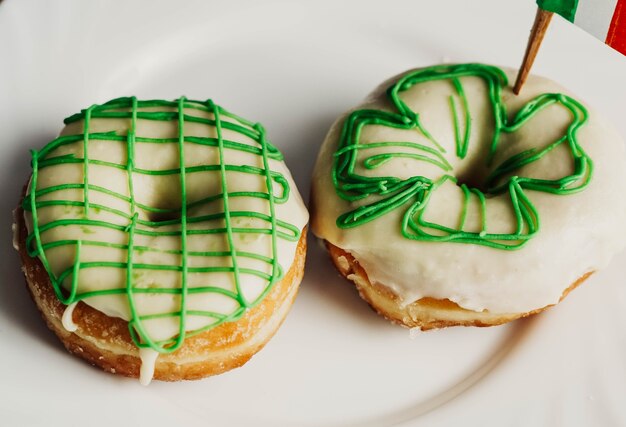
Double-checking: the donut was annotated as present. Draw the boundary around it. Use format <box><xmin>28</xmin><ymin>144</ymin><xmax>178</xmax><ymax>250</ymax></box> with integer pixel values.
<box><xmin>15</xmin><ymin>97</ymin><xmax>309</xmax><ymax>383</ymax></box>
<box><xmin>311</xmin><ymin>63</ymin><xmax>626</xmax><ymax>329</ymax></box>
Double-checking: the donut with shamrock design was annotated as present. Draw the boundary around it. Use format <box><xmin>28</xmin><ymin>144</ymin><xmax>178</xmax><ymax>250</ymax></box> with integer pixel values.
<box><xmin>311</xmin><ymin>64</ymin><xmax>626</xmax><ymax>329</ymax></box>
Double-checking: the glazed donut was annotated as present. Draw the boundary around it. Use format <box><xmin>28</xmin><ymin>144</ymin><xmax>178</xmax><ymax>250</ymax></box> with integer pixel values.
<box><xmin>15</xmin><ymin>97</ymin><xmax>308</xmax><ymax>383</ymax></box>
<box><xmin>311</xmin><ymin>64</ymin><xmax>626</xmax><ymax>329</ymax></box>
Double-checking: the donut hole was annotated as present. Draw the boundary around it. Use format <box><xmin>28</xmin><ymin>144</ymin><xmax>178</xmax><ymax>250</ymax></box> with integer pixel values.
<box><xmin>453</xmin><ymin>169</ymin><xmax>487</xmax><ymax>192</ymax></box>
<box><xmin>139</xmin><ymin>193</ymin><xmax>185</xmax><ymax>225</ymax></box>
<box><xmin>132</xmin><ymin>173</ymin><xmax>211</xmax><ymax>225</ymax></box>
<box><xmin>146</xmin><ymin>209</ymin><xmax>182</xmax><ymax>224</ymax></box>
<box><xmin>453</xmin><ymin>155</ymin><xmax>492</xmax><ymax>193</ymax></box>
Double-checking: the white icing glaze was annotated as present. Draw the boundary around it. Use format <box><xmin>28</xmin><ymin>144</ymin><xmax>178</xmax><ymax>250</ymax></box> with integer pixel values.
<box><xmin>12</xmin><ymin>209</ymin><xmax>20</xmax><ymax>251</ymax></box>
<box><xmin>336</xmin><ymin>255</ymin><xmax>349</xmax><ymax>272</ymax></box>
<box><xmin>312</xmin><ymin>67</ymin><xmax>626</xmax><ymax>314</ymax></box>
<box><xmin>24</xmin><ymin>102</ymin><xmax>308</xmax><ymax>345</ymax></box>
<box><xmin>139</xmin><ymin>347</ymin><xmax>159</xmax><ymax>386</ymax></box>
<box><xmin>409</xmin><ymin>327</ymin><xmax>422</xmax><ymax>340</ymax></box>
<box><xmin>61</xmin><ymin>302</ymin><xmax>78</xmax><ymax>332</ymax></box>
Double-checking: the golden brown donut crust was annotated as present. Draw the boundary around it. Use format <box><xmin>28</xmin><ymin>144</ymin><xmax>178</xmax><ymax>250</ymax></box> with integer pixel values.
<box><xmin>325</xmin><ymin>241</ymin><xmax>591</xmax><ymax>330</ymax></box>
<box><xmin>15</xmin><ymin>200</ymin><xmax>307</xmax><ymax>381</ymax></box>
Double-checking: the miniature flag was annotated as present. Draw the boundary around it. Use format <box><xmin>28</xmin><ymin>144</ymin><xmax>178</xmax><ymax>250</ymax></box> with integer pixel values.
<box><xmin>537</xmin><ymin>0</ymin><xmax>626</xmax><ymax>55</ymax></box>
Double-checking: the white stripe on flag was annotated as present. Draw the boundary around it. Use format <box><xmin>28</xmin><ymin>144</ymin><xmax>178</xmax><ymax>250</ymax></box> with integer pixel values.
<box><xmin>574</xmin><ymin>0</ymin><xmax>619</xmax><ymax>40</ymax></box>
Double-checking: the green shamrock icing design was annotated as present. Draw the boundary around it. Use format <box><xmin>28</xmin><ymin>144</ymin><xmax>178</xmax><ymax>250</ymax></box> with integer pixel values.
<box><xmin>332</xmin><ymin>64</ymin><xmax>592</xmax><ymax>249</ymax></box>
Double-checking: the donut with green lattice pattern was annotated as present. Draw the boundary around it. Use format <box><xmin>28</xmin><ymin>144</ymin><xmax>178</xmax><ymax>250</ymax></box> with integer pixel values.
<box><xmin>24</xmin><ymin>97</ymin><xmax>301</xmax><ymax>353</ymax></box>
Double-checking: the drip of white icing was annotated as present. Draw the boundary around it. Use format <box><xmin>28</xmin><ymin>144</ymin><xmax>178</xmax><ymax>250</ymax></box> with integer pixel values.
<box><xmin>336</xmin><ymin>255</ymin><xmax>349</xmax><ymax>272</ymax></box>
<box><xmin>139</xmin><ymin>348</ymin><xmax>159</xmax><ymax>386</ymax></box>
<box><xmin>409</xmin><ymin>327</ymin><xmax>422</xmax><ymax>339</ymax></box>
<box><xmin>11</xmin><ymin>209</ymin><xmax>19</xmax><ymax>250</ymax></box>
<box><xmin>61</xmin><ymin>302</ymin><xmax>78</xmax><ymax>332</ymax></box>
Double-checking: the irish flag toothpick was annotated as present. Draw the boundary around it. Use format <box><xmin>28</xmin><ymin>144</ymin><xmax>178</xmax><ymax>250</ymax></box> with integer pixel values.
<box><xmin>514</xmin><ymin>0</ymin><xmax>625</xmax><ymax>94</ymax></box>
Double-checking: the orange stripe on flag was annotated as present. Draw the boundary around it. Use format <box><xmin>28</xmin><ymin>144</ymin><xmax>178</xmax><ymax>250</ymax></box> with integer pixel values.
<box><xmin>606</xmin><ymin>0</ymin><xmax>626</xmax><ymax>55</ymax></box>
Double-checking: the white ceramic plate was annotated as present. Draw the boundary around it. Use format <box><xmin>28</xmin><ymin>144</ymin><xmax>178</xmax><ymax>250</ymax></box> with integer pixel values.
<box><xmin>1</xmin><ymin>1</ymin><xmax>625</xmax><ymax>426</ymax></box>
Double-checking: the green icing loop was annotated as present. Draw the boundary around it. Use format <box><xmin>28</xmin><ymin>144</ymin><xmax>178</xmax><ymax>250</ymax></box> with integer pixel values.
<box><xmin>332</xmin><ymin>63</ymin><xmax>592</xmax><ymax>250</ymax></box>
<box><xmin>24</xmin><ymin>96</ymin><xmax>301</xmax><ymax>353</ymax></box>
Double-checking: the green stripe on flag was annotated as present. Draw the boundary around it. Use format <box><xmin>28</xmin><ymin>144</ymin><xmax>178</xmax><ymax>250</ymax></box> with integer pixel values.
<box><xmin>536</xmin><ymin>0</ymin><xmax>579</xmax><ymax>22</ymax></box>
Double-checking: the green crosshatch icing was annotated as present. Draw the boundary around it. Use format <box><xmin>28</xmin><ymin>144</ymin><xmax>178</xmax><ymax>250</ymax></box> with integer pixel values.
<box><xmin>332</xmin><ymin>64</ymin><xmax>593</xmax><ymax>249</ymax></box>
<box><xmin>23</xmin><ymin>97</ymin><xmax>301</xmax><ymax>354</ymax></box>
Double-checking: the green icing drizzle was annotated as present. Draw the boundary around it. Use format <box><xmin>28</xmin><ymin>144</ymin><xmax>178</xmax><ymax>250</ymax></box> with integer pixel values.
<box><xmin>24</xmin><ymin>96</ymin><xmax>301</xmax><ymax>353</ymax></box>
<box><xmin>332</xmin><ymin>63</ymin><xmax>592</xmax><ymax>249</ymax></box>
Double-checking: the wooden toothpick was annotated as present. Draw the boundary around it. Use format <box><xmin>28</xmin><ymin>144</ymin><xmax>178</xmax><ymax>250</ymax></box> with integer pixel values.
<box><xmin>513</xmin><ymin>8</ymin><xmax>554</xmax><ymax>95</ymax></box>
